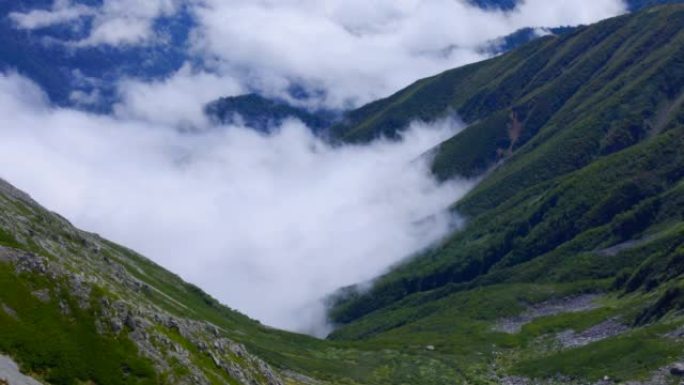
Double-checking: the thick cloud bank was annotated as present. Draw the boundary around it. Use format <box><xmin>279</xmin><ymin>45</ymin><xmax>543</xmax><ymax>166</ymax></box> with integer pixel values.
<box><xmin>191</xmin><ymin>0</ymin><xmax>627</xmax><ymax>107</ymax></box>
<box><xmin>0</xmin><ymin>73</ymin><xmax>470</xmax><ymax>335</ymax></box>
<box><xmin>9</xmin><ymin>0</ymin><xmax>627</xmax><ymax>109</ymax></box>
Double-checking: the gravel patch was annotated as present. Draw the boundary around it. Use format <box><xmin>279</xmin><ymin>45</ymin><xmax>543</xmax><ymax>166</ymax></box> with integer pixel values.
<box><xmin>623</xmin><ymin>366</ymin><xmax>677</xmax><ymax>385</ymax></box>
<box><xmin>500</xmin><ymin>376</ymin><xmax>531</xmax><ymax>385</ymax></box>
<box><xmin>556</xmin><ymin>319</ymin><xmax>629</xmax><ymax>348</ymax></box>
<box><xmin>0</xmin><ymin>304</ymin><xmax>17</xmax><ymax>320</ymax></box>
<box><xmin>495</xmin><ymin>295</ymin><xmax>600</xmax><ymax>334</ymax></box>
<box><xmin>596</xmin><ymin>236</ymin><xmax>655</xmax><ymax>257</ymax></box>
<box><xmin>665</xmin><ymin>325</ymin><xmax>684</xmax><ymax>339</ymax></box>
<box><xmin>498</xmin><ymin>363</ymin><xmax>682</xmax><ymax>385</ymax></box>
<box><xmin>498</xmin><ymin>375</ymin><xmax>617</xmax><ymax>385</ymax></box>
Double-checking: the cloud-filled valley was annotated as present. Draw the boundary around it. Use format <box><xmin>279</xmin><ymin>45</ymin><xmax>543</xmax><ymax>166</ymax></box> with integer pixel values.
<box><xmin>0</xmin><ymin>72</ymin><xmax>472</xmax><ymax>334</ymax></box>
<box><xmin>0</xmin><ymin>0</ymin><xmax>636</xmax><ymax>335</ymax></box>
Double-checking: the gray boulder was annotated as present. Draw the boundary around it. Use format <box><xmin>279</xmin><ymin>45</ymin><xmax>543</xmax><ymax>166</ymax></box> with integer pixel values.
<box><xmin>670</xmin><ymin>363</ymin><xmax>684</xmax><ymax>376</ymax></box>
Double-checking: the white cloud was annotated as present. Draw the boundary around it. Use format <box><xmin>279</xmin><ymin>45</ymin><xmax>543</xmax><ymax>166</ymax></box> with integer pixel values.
<box><xmin>10</xmin><ymin>0</ymin><xmax>94</xmax><ymax>30</ymax></box>
<box><xmin>114</xmin><ymin>65</ymin><xmax>243</xmax><ymax>127</ymax></box>
<box><xmin>0</xmin><ymin>72</ymin><xmax>470</xmax><ymax>335</ymax></box>
<box><xmin>189</xmin><ymin>0</ymin><xmax>627</xmax><ymax>108</ymax></box>
<box><xmin>78</xmin><ymin>0</ymin><xmax>180</xmax><ymax>46</ymax></box>
<box><xmin>10</xmin><ymin>0</ymin><xmax>181</xmax><ymax>46</ymax></box>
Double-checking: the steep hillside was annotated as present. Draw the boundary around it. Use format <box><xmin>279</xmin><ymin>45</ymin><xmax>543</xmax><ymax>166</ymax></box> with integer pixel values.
<box><xmin>0</xmin><ymin>177</ymin><xmax>486</xmax><ymax>385</ymax></box>
<box><xmin>0</xmin><ymin>179</ymin><xmax>291</xmax><ymax>385</ymax></box>
<box><xmin>328</xmin><ymin>4</ymin><xmax>684</xmax><ymax>383</ymax></box>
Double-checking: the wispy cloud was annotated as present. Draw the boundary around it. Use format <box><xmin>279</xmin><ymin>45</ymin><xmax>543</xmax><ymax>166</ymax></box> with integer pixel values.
<box><xmin>10</xmin><ymin>0</ymin><xmax>181</xmax><ymax>46</ymax></box>
<box><xmin>10</xmin><ymin>1</ymin><xmax>94</xmax><ymax>30</ymax></box>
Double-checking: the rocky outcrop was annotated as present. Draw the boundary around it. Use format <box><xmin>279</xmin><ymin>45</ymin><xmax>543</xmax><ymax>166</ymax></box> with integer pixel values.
<box><xmin>0</xmin><ymin>355</ymin><xmax>43</xmax><ymax>385</ymax></box>
<box><xmin>0</xmin><ymin>243</ymin><xmax>287</xmax><ymax>385</ymax></box>
<box><xmin>0</xmin><ymin>176</ymin><xmax>297</xmax><ymax>385</ymax></box>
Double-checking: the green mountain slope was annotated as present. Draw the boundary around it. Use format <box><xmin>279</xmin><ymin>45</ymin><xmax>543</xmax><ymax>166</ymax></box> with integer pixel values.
<box><xmin>334</xmin><ymin>4</ymin><xmax>684</xmax><ymax>183</ymax></box>
<box><xmin>3</xmin><ymin>4</ymin><xmax>684</xmax><ymax>385</ymax></box>
<box><xmin>331</xmin><ymin>3</ymin><xmax>684</xmax><ymax>315</ymax></box>
<box><xmin>327</xmin><ymin>4</ymin><xmax>684</xmax><ymax>383</ymax></box>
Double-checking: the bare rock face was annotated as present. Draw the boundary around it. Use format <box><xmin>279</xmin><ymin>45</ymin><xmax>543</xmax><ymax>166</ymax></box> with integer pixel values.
<box><xmin>4</xmin><ymin>249</ymin><xmax>47</xmax><ymax>276</ymax></box>
<box><xmin>68</xmin><ymin>274</ymin><xmax>92</xmax><ymax>309</ymax></box>
<box><xmin>0</xmin><ymin>355</ymin><xmax>43</xmax><ymax>385</ymax></box>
